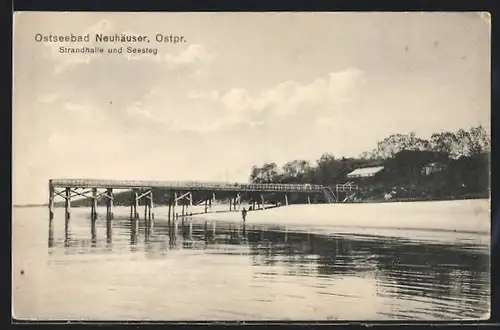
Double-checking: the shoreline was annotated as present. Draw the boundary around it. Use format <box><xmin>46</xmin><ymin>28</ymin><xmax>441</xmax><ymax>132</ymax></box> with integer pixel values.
<box><xmin>189</xmin><ymin>199</ymin><xmax>490</xmax><ymax>236</ymax></box>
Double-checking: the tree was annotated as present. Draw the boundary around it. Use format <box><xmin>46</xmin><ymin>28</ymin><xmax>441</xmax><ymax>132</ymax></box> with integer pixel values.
<box><xmin>282</xmin><ymin>160</ymin><xmax>312</xmax><ymax>182</ymax></box>
<box><xmin>249</xmin><ymin>163</ymin><xmax>280</xmax><ymax>183</ymax></box>
<box><xmin>466</xmin><ymin>125</ymin><xmax>490</xmax><ymax>156</ymax></box>
<box><xmin>430</xmin><ymin>131</ymin><xmax>460</xmax><ymax>157</ymax></box>
<box><xmin>376</xmin><ymin>133</ymin><xmax>431</xmax><ymax>159</ymax></box>
<box><xmin>430</xmin><ymin>126</ymin><xmax>490</xmax><ymax>159</ymax></box>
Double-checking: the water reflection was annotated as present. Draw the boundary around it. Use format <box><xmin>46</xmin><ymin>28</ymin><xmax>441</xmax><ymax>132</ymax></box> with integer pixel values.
<box><xmin>48</xmin><ymin>213</ymin><xmax>489</xmax><ymax>320</ymax></box>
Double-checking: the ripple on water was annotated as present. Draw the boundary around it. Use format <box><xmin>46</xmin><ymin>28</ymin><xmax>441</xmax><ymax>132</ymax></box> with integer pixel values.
<box><xmin>12</xmin><ymin>206</ymin><xmax>490</xmax><ymax>321</ymax></box>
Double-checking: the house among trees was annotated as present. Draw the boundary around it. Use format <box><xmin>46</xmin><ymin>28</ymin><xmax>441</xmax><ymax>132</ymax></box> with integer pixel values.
<box><xmin>346</xmin><ymin>166</ymin><xmax>385</xmax><ymax>180</ymax></box>
<box><xmin>421</xmin><ymin>162</ymin><xmax>447</xmax><ymax>176</ymax></box>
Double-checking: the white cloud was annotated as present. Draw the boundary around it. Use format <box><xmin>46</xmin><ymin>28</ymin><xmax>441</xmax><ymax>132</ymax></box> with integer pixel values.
<box><xmin>221</xmin><ymin>88</ymin><xmax>266</xmax><ymax>113</ymax></box>
<box><xmin>126</xmin><ymin>67</ymin><xmax>366</xmax><ymax>134</ymax></box>
<box><xmin>163</xmin><ymin>44</ymin><xmax>214</xmax><ymax>67</ymax></box>
<box><xmin>221</xmin><ymin>67</ymin><xmax>366</xmax><ymax>116</ymax></box>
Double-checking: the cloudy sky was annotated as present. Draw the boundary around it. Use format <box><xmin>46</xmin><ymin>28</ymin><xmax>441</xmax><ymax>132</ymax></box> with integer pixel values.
<box><xmin>13</xmin><ymin>12</ymin><xmax>490</xmax><ymax>204</ymax></box>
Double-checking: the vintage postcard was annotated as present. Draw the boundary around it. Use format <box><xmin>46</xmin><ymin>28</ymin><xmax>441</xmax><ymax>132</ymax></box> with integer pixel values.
<box><xmin>12</xmin><ymin>12</ymin><xmax>491</xmax><ymax>321</ymax></box>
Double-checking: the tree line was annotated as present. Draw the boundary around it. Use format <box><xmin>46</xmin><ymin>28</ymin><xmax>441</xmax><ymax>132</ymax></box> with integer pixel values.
<box><xmin>57</xmin><ymin>125</ymin><xmax>489</xmax><ymax>207</ymax></box>
<box><xmin>249</xmin><ymin>125</ymin><xmax>490</xmax><ymax>201</ymax></box>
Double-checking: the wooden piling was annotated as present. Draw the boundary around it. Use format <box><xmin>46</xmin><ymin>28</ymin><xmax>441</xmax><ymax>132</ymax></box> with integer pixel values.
<box><xmin>91</xmin><ymin>187</ymin><xmax>98</xmax><ymax>220</ymax></box>
<box><xmin>307</xmin><ymin>196</ymin><xmax>311</xmax><ymax>204</ymax></box>
<box><xmin>168</xmin><ymin>198</ymin><xmax>172</xmax><ymax>221</ymax></box>
<box><xmin>64</xmin><ymin>213</ymin><xmax>70</xmax><ymax>246</ymax></box>
<box><xmin>261</xmin><ymin>194</ymin><xmax>265</xmax><ymax>210</ymax></box>
<box><xmin>106</xmin><ymin>188</ymin><xmax>113</xmax><ymax>219</ymax></box>
<box><xmin>106</xmin><ymin>188</ymin><xmax>113</xmax><ymax>240</ymax></box>
<box><xmin>173</xmin><ymin>191</ymin><xmax>177</xmax><ymax>219</ymax></box>
<box><xmin>130</xmin><ymin>191</ymin><xmax>134</xmax><ymax>219</ymax></box>
<box><xmin>106</xmin><ymin>216</ymin><xmax>112</xmax><ymax>243</ymax></box>
<box><xmin>134</xmin><ymin>190</ymin><xmax>139</xmax><ymax>219</ymax></box>
<box><xmin>48</xmin><ymin>183</ymin><xmax>54</xmax><ymax>220</ymax></box>
<box><xmin>48</xmin><ymin>218</ymin><xmax>54</xmax><ymax>248</ymax></box>
<box><xmin>149</xmin><ymin>190</ymin><xmax>154</xmax><ymax>221</ymax></box>
<box><xmin>65</xmin><ymin>187</ymin><xmax>71</xmax><ymax>220</ymax></box>
<box><xmin>284</xmin><ymin>194</ymin><xmax>289</xmax><ymax>206</ymax></box>
<box><xmin>91</xmin><ymin>219</ymin><xmax>97</xmax><ymax>245</ymax></box>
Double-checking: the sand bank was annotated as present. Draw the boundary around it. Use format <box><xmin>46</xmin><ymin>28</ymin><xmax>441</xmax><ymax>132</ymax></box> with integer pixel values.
<box><xmin>191</xmin><ymin>199</ymin><xmax>490</xmax><ymax>235</ymax></box>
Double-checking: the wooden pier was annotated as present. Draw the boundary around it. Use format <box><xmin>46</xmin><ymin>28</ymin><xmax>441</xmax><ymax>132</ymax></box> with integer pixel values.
<box><xmin>48</xmin><ymin>179</ymin><xmax>359</xmax><ymax>221</ymax></box>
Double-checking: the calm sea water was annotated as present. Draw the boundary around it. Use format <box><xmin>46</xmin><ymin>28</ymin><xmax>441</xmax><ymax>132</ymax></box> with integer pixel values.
<box><xmin>12</xmin><ymin>206</ymin><xmax>490</xmax><ymax>321</ymax></box>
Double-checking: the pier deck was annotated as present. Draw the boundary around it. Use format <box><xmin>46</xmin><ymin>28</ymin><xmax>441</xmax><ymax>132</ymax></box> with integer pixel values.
<box><xmin>48</xmin><ymin>179</ymin><xmax>360</xmax><ymax>223</ymax></box>
<box><xmin>50</xmin><ymin>179</ymin><xmax>325</xmax><ymax>193</ymax></box>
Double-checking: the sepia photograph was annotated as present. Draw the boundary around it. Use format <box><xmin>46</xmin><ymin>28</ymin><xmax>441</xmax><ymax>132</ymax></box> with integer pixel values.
<box><xmin>12</xmin><ymin>12</ymin><xmax>491</xmax><ymax>321</ymax></box>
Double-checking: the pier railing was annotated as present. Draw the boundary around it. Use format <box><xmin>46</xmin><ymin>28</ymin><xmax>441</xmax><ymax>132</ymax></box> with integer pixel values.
<box><xmin>50</xmin><ymin>179</ymin><xmax>325</xmax><ymax>193</ymax></box>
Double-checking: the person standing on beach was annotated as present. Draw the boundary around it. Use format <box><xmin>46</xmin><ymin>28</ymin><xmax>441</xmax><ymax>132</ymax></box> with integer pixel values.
<box><xmin>241</xmin><ymin>207</ymin><xmax>247</xmax><ymax>222</ymax></box>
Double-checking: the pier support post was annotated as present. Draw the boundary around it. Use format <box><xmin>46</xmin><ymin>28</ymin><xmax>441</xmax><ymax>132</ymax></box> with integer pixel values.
<box><xmin>130</xmin><ymin>191</ymin><xmax>133</xmax><ymax>219</ymax></box>
<box><xmin>106</xmin><ymin>188</ymin><xmax>113</xmax><ymax>241</ymax></box>
<box><xmin>48</xmin><ymin>183</ymin><xmax>54</xmax><ymax>220</ymax></box>
<box><xmin>212</xmin><ymin>192</ymin><xmax>216</xmax><ymax>206</ymax></box>
<box><xmin>134</xmin><ymin>190</ymin><xmax>139</xmax><ymax>219</ymax></box>
<box><xmin>150</xmin><ymin>189</ymin><xmax>154</xmax><ymax>221</ymax></box>
<box><xmin>91</xmin><ymin>188</ymin><xmax>98</xmax><ymax>224</ymax></box>
<box><xmin>284</xmin><ymin>194</ymin><xmax>289</xmax><ymax>206</ymax></box>
<box><xmin>48</xmin><ymin>217</ymin><xmax>54</xmax><ymax>248</ymax></box>
<box><xmin>189</xmin><ymin>220</ymin><xmax>193</xmax><ymax>240</ymax></box>
<box><xmin>189</xmin><ymin>192</ymin><xmax>193</xmax><ymax>207</ymax></box>
<box><xmin>261</xmin><ymin>194</ymin><xmax>265</xmax><ymax>210</ymax></box>
<box><xmin>236</xmin><ymin>194</ymin><xmax>241</xmax><ymax>211</ymax></box>
<box><xmin>168</xmin><ymin>197</ymin><xmax>172</xmax><ymax>222</ymax></box>
<box><xmin>204</xmin><ymin>200</ymin><xmax>208</xmax><ymax>213</ymax></box>
<box><xmin>229</xmin><ymin>198</ymin><xmax>232</xmax><ymax>211</ymax></box>
<box><xmin>173</xmin><ymin>192</ymin><xmax>178</xmax><ymax>219</ymax></box>
<box><xmin>307</xmin><ymin>196</ymin><xmax>311</xmax><ymax>204</ymax></box>
<box><xmin>91</xmin><ymin>218</ymin><xmax>97</xmax><ymax>247</ymax></box>
<box><xmin>65</xmin><ymin>187</ymin><xmax>71</xmax><ymax>220</ymax></box>
<box><xmin>106</xmin><ymin>188</ymin><xmax>113</xmax><ymax>219</ymax></box>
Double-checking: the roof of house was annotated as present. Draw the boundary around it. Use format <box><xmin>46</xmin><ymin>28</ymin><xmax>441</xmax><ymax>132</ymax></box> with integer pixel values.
<box><xmin>347</xmin><ymin>166</ymin><xmax>385</xmax><ymax>178</ymax></box>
